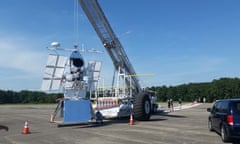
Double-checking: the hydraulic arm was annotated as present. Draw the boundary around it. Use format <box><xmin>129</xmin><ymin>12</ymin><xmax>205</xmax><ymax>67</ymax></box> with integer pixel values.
<box><xmin>78</xmin><ymin>0</ymin><xmax>141</xmax><ymax>94</ymax></box>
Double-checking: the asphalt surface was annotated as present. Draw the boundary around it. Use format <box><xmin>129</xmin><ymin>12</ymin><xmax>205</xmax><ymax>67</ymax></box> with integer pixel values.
<box><xmin>0</xmin><ymin>103</ymin><xmax>238</xmax><ymax>144</ymax></box>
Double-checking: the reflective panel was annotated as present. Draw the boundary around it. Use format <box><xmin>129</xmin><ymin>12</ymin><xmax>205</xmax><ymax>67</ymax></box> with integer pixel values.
<box><xmin>41</xmin><ymin>54</ymin><xmax>68</xmax><ymax>91</ymax></box>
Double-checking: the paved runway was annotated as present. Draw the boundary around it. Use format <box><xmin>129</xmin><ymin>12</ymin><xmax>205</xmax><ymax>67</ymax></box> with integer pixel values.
<box><xmin>0</xmin><ymin>103</ymin><xmax>234</xmax><ymax>144</ymax></box>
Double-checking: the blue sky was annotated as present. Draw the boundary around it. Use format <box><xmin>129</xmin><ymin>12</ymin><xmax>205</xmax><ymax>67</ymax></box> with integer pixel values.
<box><xmin>0</xmin><ymin>0</ymin><xmax>240</xmax><ymax>91</ymax></box>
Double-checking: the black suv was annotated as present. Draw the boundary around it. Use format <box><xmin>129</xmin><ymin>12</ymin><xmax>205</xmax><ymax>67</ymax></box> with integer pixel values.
<box><xmin>207</xmin><ymin>99</ymin><xmax>240</xmax><ymax>142</ymax></box>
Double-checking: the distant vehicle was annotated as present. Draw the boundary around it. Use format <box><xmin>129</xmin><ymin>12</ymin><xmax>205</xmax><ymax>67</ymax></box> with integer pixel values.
<box><xmin>207</xmin><ymin>99</ymin><xmax>240</xmax><ymax>142</ymax></box>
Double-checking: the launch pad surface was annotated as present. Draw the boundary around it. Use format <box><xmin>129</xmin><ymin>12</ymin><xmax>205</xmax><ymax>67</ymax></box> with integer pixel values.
<box><xmin>0</xmin><ymin>104</ymin><xmax>225</xmax><ymax>144</ymax></box>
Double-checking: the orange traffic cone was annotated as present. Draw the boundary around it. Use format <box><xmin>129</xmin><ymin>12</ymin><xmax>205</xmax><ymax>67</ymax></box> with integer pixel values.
<box><xmin>129</xmin><ymin>113</ymin><xmax>134</xmax><ymax>125</ymax></box>
<box><xmin>49</xmin><ymin>114</ymin><xmax>54</xmax><ymax>123</ymax></box>
<box><xmin>22</xmin><ymin>120</ymin><xmax>30</xmax><ymax>134</ymax></box>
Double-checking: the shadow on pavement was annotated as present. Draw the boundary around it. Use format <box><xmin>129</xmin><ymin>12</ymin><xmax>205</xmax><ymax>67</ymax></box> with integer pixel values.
<box><xmin>60</xmin><ymin>110</ymin><xmax>185</xmax><ymax>129</ymax></box>
<box><xmin>154</xmin><ymin>110</ymin><xmax>187</xmax><ymax>119</ymax></box>
<box><xmin>72</xmin><ymin>118</ymin><xmax>130</xmax><ymax>128</ymax></box>
<box><xmin>0</xmin><ymin>125</ymin><xmax>8</xmax><ymax>131</ymax></box>
<box><xmin>161</xmin><ymin>114</ymin><xmax>187</xmax><ymax>118</ymax></box>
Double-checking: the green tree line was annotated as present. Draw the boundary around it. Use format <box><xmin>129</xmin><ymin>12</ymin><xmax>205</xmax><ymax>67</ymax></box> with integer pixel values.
<box><xmin>0</xmin><ymin>90</ymin><xmax>63</xmax><ymax>104</ymax></box>
<box><xmin>0</xmin><ymin>78</ymin><xmax>240</xmax><ymax>104</ymax></box>
<box><xmin>149</xmin><ymin>78</ymin><xmax>240</xmax><ymax>103</ymax></box>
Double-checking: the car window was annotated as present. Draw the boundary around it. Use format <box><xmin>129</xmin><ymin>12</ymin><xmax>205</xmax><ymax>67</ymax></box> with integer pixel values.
<box><xmin>221</xmin><ymin>101</ymin><xmax>228</xmax><ymax>113</ymax></box>
<box><xmin>214</xmin><ymin>101</ymin><xmax>228</xmax><ymax>113</ymax></box>
<box><xmin>215</xmin><ymin>101</ymin><xmax>222</xmax><ymax>112</ymax></box>
<box><xmin>233</xmin><ymin>102</ymin><xmax>240</xmax><ymax>114</ymax></box>
<box><xmin>232</xmin><ymin>102</ymin><xmax>240</xmax><ymax>114</ymax></box>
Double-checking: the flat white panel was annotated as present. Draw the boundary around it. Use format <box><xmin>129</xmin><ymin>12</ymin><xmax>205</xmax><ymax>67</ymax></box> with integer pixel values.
<box><xmin>46</xmin><ymin>54</ymin><xmax>58</xmax><ymax>66</ymax></box>
<box><xmin>51</xmin><ymin>80</ymin><xmax>61</xmax><ymax>90</ymax></box>
<box><xmin>93</xmin><ymin>72</ymin><xmax>100</xmax><ymax>80</ymax></box>
<box><xmin>41</xmin><ymin>79</ymin><xmax>61</xmax><ymax>91</ymax></box>
<box><xmin>43</xmin><ymin>67</ymin><xmax>64</xmax><ymax>79</ymax></box>
<box><xmin>87</xmin><ymin>60</ymin><xmax>95</xmax><ymax>71</ymax></box>
<box><xmin>41</xmin><ymin>54</ymin><xmax>67</xmax><ymax>91</ymax></box>
<box><xmin>54</xmin><ymin>68</ymin><xmax>65</xmax><ymax>78</ymax></box>
<box><xmin>87</xmin><ymin>60</ymin><xmax>101</xmax><ymax>82</ymax></box>
<box><xmin>95</xmin><ymin>61</ymin><xmax>101</xmax><ymax>71</ymax></box>
<box><xmin>57</xmin><ymin>56</ymin><xmax>68</xmax><ymax>67</ymax></box>
<box><xmin>46</xmin><ymin>54</ymin><xmax>67</xmax><ymax>67</ymax></box>
<box><xmin>43</xmin><ymin>67</ymin><xmax>54</xmax><ymax>78</ymax></box>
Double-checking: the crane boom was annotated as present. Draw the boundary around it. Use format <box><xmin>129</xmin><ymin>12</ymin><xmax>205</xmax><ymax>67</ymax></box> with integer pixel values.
<box><xmin>78</xmin><ymin>0</ymin><xmax>141</xmax><ymax>93</ymax></box>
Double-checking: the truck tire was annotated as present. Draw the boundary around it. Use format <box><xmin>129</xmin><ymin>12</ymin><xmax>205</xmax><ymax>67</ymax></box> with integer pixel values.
<box><xmin>133</xmin><ymin>93</ymin><xmax>151</xmax><ymax>121</ymax></box>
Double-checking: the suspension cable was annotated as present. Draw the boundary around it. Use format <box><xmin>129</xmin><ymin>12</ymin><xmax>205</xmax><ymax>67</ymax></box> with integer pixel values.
<box><xmin>73</xmin><ymin>0</ymin><xmax>79</xmax><ymax>46</ymax></box>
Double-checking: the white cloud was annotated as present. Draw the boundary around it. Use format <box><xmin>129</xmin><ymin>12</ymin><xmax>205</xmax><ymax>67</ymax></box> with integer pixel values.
<box><xmin>0</xmin><ymin>35</ymin><xmax>47</xmax><ymax>76</ymax></box>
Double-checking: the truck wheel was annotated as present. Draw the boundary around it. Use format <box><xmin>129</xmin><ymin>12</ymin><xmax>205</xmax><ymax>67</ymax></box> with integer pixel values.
<box><xmin>133</xmin><ymin>93</ymin><xmax>151</xmax><ymax>121</ymax></box>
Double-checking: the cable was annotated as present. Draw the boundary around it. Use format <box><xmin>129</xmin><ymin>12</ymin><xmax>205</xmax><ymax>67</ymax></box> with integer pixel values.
<box><xmin>73</xmin><ymin>0</ymin><xmax>79</xmax><ymax>46</ymax></box>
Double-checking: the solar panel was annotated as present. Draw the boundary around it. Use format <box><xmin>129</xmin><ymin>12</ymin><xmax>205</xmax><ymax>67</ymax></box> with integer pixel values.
<box><xmin>87</xmin><ymin>60</ymin><xmax>101</xmax><ymax>91</ymax></box>
<box><xmin>41</xmin><ymin>54</ymin><xmax>68</xmax><ymax>91</ymax></box>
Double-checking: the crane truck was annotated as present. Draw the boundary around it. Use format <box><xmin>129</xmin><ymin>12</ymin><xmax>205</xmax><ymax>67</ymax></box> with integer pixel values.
<box><xmin>41</xmin><ymin>0</ymin><xmax>157</xmax><ymax>125</ymax></box>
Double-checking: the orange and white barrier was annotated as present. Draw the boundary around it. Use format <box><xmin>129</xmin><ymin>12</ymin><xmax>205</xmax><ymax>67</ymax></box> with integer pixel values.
<box><xmin>129</xmin><ymin>113</ymin><xmax>134</xmax><ymax>125</ymax></box>
<box><xmin>96</xmin><ymin>99</ymin><xmax>119</xmax><ymax>109</ymax></box>
<box><xmin>22</xmin><ymin>120</ymin><xmax>30</xmax><ymax>134</ymax></box>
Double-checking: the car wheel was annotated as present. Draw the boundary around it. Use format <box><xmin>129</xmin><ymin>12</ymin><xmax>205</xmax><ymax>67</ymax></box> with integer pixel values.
<box><xmin>208</xmin><ymin>119</ymin><xmax>213</xmax><ymax>131</ymax></box>
<box><xmin>221</xmin><ymin>125</ymin><xmax>230</xmax><ymax>142</ymax></box>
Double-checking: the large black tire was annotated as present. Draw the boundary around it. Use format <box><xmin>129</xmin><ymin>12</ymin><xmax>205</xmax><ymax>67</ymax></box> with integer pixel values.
<box><xmin>133</xmin><ymin>93</ymin><xmax>151</xmax><ymax>121</ymax></box>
